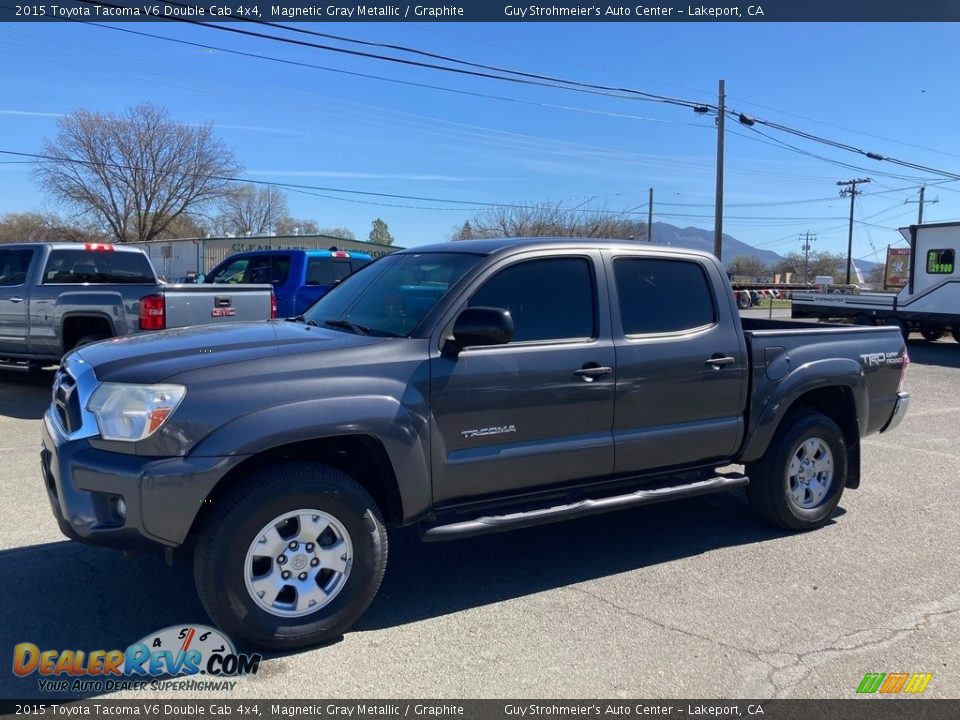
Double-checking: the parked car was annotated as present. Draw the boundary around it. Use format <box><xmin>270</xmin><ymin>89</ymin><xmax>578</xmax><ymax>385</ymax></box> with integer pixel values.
<box><xmin>204</xmin><ymin>248</ymin><xmax>372</xmax><ymax>318</ymax></box>
<box><xmin>41</xmin><ymin>238</ymin><xmax>909</xmax><ymax>649</ymax></box>
<box><xmin>0</xmin><ymin>243</ymin><xmax>275</xmax><ymax>370</ymax></box>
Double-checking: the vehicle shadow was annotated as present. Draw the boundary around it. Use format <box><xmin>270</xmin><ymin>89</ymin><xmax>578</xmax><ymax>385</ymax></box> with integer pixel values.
<box><xmin>905</xmin><ymin>338</ymin><xmax>960</xmax><ymax>369</ymax></box>
<box><xmin>0</xmin><ymin>492</ymin><xmax>835</xmax><ymax>699</ymax></box>
<box><xmin>0</xmin><ymin>370</ymin><xmax>56</xmax><ymax>421</ymax></box>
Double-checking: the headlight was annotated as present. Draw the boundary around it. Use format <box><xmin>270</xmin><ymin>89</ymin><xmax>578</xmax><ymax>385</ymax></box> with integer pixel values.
<box><xmin>87</xmin><ymin>383</ymin><xmax>186</xmax><ymax>442</ymax></box>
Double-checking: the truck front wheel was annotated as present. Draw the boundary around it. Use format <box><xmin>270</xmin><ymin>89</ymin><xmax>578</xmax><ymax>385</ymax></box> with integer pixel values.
<box><xmin>746</xmin><ymin>409</ymin><xmax>847</xmax><ymax>531</ymax></box>
<box><xmin>193</xmin><ymin>461</ymin><xmax>388</xmax><ymax>650</ymax></box>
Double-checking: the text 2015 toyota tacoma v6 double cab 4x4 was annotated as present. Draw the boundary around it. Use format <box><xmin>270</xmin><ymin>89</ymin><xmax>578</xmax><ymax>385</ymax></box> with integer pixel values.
<box><xmin>40</xmin><ymin>239</ymin><xmax>910</xmax><ymax>650</ymax></box>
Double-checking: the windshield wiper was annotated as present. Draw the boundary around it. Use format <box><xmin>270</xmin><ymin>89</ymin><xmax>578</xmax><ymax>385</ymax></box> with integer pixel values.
<box><xmin>323</xmin><ymin>318</ymin><xmax>370</xmax><ymax>335</ymax></box>
<box><xmin>286</xmin><ymin>315</ymin><xmax>318</xmax><ymax>326</ymax></box>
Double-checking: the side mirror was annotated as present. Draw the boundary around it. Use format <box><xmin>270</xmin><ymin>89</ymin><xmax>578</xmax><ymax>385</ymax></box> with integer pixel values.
<box><xmin>450</xmin><ymin>307</ymin><xmax>514</xmax><ymax>351</ymax></box>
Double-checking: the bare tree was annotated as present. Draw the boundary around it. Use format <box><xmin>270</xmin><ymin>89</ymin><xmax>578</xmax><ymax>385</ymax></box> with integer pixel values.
<box><xmin>216</xmin><ymin>184</ymin><xmax>289</xmax><ymax>236</ymax></box>
<box><xmin>773</xmin><ymin>251</ymin><xmax>845</xmax><ymax>283</ymax></box>
<box><xmin>34</xmin><ymin>103</ymin><xmax>241</xmax><ymax>243</ymax></box>
<box><xmin>275</xmin><ymin>216</ymin><xmax>320</xmax><ymax>236</ymax></box>
<box><xmin>0</xmin><ymin>211</ymin><xmax>107</xmax><ymax>244</ymax></box>
<box><xmin>156</xmin><ymin>213</ymin><xmax>210</xmax><ymax>240</ymax></box>
<box><xmin>727</xmin><ymin>255</ymin><xmax>768</xmax><ymax>278</ymax></box>
<box><xmin>449</xmin><ymin>202</ymin><xmax>646</xmax><ymax>241</ymax></box>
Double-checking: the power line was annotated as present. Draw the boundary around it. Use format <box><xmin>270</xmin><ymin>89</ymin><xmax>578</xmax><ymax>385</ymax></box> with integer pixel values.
<box><xmin>729</xmin><ymin>109</ymin><xmax>960</xmax><ymax>182</ymax></box>
<box><xmin>0</xmin><ymin>147</ymin><xmax>656</xmax><ymax>216</ymax></box>
<box><xmin>74</xmin><ymin>0</ymin><xmax>707</xmax><ymax>110</ymax></box>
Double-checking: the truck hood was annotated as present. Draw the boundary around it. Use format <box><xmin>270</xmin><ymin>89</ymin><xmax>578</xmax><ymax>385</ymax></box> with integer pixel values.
<box><xmin>75</xmin><ymin>320</ymin><xmax>384</xmax><ymax>383</ymax></box>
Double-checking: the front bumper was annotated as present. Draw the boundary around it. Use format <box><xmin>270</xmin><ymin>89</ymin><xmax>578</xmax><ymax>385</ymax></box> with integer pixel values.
<box><xmin>41</xmin><ymin>410</ymin><xmax>246</xmax><ymax>551</ymax></box>
<box><xmin>880</xmin><ymin>391</ymin><xmax>910</xmax><ymax>434</ymax></box>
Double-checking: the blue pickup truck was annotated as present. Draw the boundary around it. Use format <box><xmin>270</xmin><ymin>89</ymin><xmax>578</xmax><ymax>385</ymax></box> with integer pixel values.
<box><xmin>204</xmin><ymin>248</ymin><xmax>372</xmax><ymax>318</ymax></box>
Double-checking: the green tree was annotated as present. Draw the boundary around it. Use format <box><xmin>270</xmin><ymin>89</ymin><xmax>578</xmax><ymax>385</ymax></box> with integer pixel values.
<box><xmin>368</xmin><ymin>218</ymin><xmax>395</xmax><ymax>245</ymax></box>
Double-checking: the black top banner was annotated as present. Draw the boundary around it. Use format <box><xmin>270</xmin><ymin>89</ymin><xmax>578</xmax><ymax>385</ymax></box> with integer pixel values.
<box><xmin>2</xmin><ymin>0</ymin><xmax>960</xmax><ymax>22</ymax></box>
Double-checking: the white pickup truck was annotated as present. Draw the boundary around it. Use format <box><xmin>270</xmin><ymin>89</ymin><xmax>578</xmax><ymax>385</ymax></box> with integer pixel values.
<box><xmin>792</xmin><ymin>221</ymin><xmax>960</xmax><ymax>343</ymax></box>
<box><xmin>0</xmin><ymin>242</ymin><xmax>275</xmax><ymax>370</ymax></box>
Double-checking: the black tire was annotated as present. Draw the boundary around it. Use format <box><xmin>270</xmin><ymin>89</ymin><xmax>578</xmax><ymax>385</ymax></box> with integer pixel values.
<box><xmin>746</xmin><ymin>409</ymin><xmax>847</xmax><ymax>531</ymax></box>
<box><xmin>920</xmin><ymin>326</ymin><xmax>945</xmax><ymax>342</ymax></box>
<box><xmin>736</xmin><ymin>292</ymin><xmax>751</xmax><ymax>310</ymax></box>
<box><xmin>193</xmin><ymin>461</ymin><xmax>388</xmax><ymax>651</ymax></box>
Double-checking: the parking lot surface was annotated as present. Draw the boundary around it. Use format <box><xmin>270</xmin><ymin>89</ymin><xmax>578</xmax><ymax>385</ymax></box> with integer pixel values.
<box><xmin>1</xmin><ymin>332</ymin><xmax>958</xmax><ymax>700</ymax></box>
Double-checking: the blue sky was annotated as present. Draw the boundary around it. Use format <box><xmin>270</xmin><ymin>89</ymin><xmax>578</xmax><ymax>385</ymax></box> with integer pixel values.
<box><xmin>1</xmin><ymin>21</ymin><xmax>958</xmax><ymax>264</ymax></box>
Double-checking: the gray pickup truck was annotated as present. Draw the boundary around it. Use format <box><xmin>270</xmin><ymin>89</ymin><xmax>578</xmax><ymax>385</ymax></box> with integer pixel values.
<box><xmin>0</xmin><ymin>242</ymin><xmax>275</xmax><ymax>369</ymax></box>
<box><xmin>40</xmin><ymin>238</ymin><xmax>909</xmax><ymax>650</ymax></box>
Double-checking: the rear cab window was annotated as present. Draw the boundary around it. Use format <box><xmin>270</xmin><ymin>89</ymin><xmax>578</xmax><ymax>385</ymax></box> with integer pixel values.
<box><xmin>612</xmin><ymin>257</ymin><xmax>717</xmax><ymax>335</ymax></box>
<box><xmin>42</xmin><ymin>249</ymin><xmax>155</xmax><ymax>284</ymax></box>
<box><xmin>306</xmin><ymin>256</ymin><xmax>370</xmax><ymax>286</ymax></box>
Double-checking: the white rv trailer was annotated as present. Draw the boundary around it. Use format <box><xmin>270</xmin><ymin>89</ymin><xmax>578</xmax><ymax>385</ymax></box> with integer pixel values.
<box><xmin>791</xmin><ymin>221</ymin><xmax>959</xmax><ymax>343</ymax></box>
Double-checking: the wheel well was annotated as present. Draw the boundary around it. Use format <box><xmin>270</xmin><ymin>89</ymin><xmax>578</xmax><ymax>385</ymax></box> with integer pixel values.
<box><xmin>62</xmin><ymin>316</ymin><xmax>113</xmax><ymax>352</ymax></box>
<box><xmin>789</xmin><ymin>385</ymin><xmax>861</xmax><ymax>489</ymax></box>
<box><xmin>188</xmin><ymin>434</ymin><xmax>404</xmax><ymax>543</ymax></box>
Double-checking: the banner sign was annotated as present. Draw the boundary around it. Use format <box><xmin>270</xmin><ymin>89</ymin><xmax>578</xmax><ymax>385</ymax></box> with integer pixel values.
<box><xmin>883</xmin><ymin>246</ymin><xmax>911</xmax><ymax>291</ymax></box>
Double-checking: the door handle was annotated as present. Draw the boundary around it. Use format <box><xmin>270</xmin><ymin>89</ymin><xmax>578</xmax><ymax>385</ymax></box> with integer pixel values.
<box><xmin>705</xmin><ymin>356</ymin><xmax>736</xmax><ymax>368</ymax></box>
<box><xmin>9</xmin><ymin>296</ymin><xmax>25</xmax><ymax>303</ymax></box>
<box><xmin>574</xmin><ymin>363</ymin><xmax>612</xmax><ymax>381</ymax></box>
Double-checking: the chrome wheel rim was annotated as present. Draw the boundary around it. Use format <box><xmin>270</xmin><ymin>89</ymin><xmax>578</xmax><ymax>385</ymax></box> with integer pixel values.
<box><xmin>244</xmin><ymin>509</ymin><xmax>353</xmax><ymax>618</ymax></box>
<box><xmin>787</xmin><ymin>438</ymin><xmax>834</xmax><ymax>510</ymax></box>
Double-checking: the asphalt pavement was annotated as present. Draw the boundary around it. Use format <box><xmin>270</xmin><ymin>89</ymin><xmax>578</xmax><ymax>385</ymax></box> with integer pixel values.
<box><xmin>1</xmin><ymin>328</ymin><xmax>957</xmax><ymax>700</ymax></box>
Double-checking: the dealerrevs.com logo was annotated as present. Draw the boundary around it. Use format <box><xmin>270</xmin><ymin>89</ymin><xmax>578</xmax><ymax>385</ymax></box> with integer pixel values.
<box><xmin>13</xmin><ymin>625</ymin><xmax>261</xmax><ymax>693</ymax></box>
<box><xmin>856</xmin><ymin>672</ymin><xmax>933</xmax><ymax>695</ymax></box>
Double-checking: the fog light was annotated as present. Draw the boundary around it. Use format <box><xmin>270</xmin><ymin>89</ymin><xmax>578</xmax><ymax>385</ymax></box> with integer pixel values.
<box><xmin>114</xmin><ymin>497</ymin><xmax>126</xmax><ymax>521</ymax></box>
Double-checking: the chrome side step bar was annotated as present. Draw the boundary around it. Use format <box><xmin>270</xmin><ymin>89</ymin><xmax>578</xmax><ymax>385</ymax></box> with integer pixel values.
<box><xmin>421</xmin><ymin>473</ymin><xmax>749</xmax><ymax>542</ymax></box>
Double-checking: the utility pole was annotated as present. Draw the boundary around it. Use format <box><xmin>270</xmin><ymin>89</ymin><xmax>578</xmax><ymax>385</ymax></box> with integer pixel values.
<box><xmin>800</xmin><ymin>231</ymin><xmax>816</xmax><ymax>284</ymax></box>
<box><xmin>838</xmin><ymin>178</ymin><xmax>871</xmax><ymax>285</ymax></box>
<box><xmin>905</xmin><ymin>185</ymin><xmax>939</xmax><ymax>225</ymax></box>
<box><xmin>647</xmin><ymin>187</ymin><xmax>653</xmax><ymax>242</ymax></box>
<box><xmin>713</xmin><ymin>79</ymin><xmax>725</xmax><ymax>260</ymax></box>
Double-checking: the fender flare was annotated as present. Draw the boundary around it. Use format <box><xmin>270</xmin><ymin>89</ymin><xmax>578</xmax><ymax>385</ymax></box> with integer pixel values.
<box><xmin>190</xmin><ymin>394</ymin><xmax>430</xmax><ymax>519</ymax></box>
<box><xmin>739</xmin><ymin>357</ymin><xmax>867</xmax><ymax>464</ymax></box>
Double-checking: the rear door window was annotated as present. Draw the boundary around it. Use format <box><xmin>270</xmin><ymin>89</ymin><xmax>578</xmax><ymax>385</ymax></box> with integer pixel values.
<box><xmin>613</xmin><ymin>258</ymin><xmax>716</xmax><ymax>335</ymax></box>
<box><xmin>43</xmin><ymin>250</ymin><xmax>155</xmax><ymax>284</ymax></box>
<box><xmin>0</xmin><ymin>248</ymin><xmax>35</xmax><ymax>287</ymax></box>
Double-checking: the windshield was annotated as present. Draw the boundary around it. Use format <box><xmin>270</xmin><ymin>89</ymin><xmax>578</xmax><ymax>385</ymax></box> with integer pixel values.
<box><xmin>302</xmin><ymin>252</ymin><xmax>481</xmax><ymax>337</ymax></box>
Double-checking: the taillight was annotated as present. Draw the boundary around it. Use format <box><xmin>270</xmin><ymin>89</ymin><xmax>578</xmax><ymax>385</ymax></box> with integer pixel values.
<box><xmin>139</xmin><ymin>294</ymin><xmax>165</xmax><ymax>331</ymax></box>
<box><xmin>270</xmin><ymin>292</ymin><xmax>277</xmax><ymax>319</ymax></box>
<box><xmin>899</xmin><ymin>349</ymin><xmax>910</xmax><ymax>390</ymax></box>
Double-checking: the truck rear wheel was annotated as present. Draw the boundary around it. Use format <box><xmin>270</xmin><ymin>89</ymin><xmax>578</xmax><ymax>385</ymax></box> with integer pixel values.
<box><xmin>746</xmin><ymin>409</ymin><xmax>847</xmax><ymax>531</ymax></box>
<box><xmin>920</xmin><ymin>326</ymin><xmax>945</xmax><ymax>342</ymax></box>
<box><xmin>193</xmin><ymin>461</ymin><xmax>387</xmax><ymax>651</ymax></box>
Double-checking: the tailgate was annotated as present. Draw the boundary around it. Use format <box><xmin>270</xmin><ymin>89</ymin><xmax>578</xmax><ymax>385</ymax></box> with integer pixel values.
<box><xmin>161</xmin><ymin>284</ymin><xmax>273</xmax><ymax>327</ymax></box>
